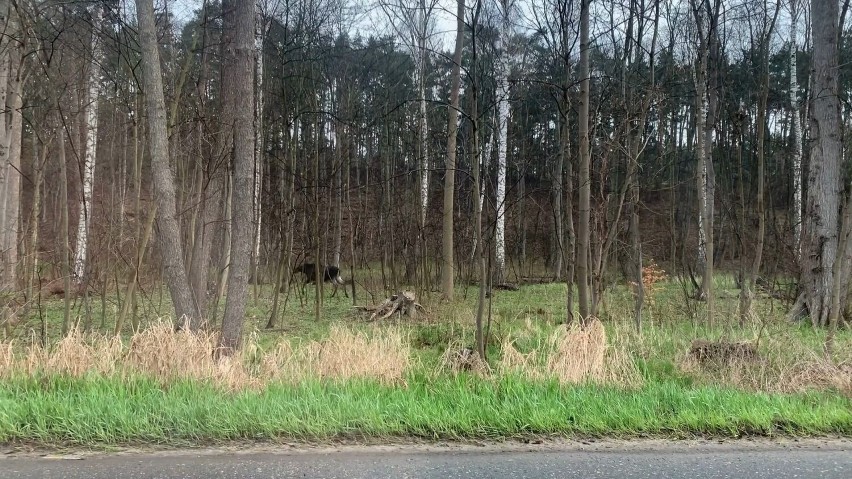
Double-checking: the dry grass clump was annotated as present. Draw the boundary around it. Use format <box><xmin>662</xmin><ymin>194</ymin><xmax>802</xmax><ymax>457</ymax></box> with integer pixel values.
<box><xmin>435</xmin><ymin>340</ymin><xmax>490</xmax><ymax>376</ymax></box>
<box><xmin>23</xmin><ymin>326</ymin><xmax>123</xmax><ymax>377</ymax></box>
<box><xmin>688</xmin><ymin>339</ymin><xmax>758</xmax><ymax>364</ymax></box>
<box><xmin>680</xmin><ymin>332</ymin><xmax>852</xmax><ymax>395</ymax></box>
<box><xmin>499</xmin><ymin>319</ymin><xmax>641</xmax><ymax>386</ymax></box>
<box><xmin>0</xmin><ymin>321</ymin><xmax>411</xmax><ymax>390</ymax></box>
<box><xmin>125</xmin><ymin>321</ymin><xmax>258</xmax><ymax>390</ymax></box>
<box><xmin>260</xmin><ymin>325</ymin><xmax>410</xmax><ymax>385</ymax></box>
<box><xmin>0</xmin><ymin>341</ymin><xmax>13</xmax><ymax>376</ymax></box>
<box><xmin>784</xmin><ymin>356</ymin><xmax>852</xmax><ymax>396</ymax></box>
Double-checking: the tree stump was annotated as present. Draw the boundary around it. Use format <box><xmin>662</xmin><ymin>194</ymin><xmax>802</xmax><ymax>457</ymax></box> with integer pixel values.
<box><xmin>358</xmin><ymin>291</ymin><xmax>425</xmax><ymax>321</ymax></box>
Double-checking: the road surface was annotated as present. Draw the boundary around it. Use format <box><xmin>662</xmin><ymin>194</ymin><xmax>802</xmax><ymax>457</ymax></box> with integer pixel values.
<box><xmin>1</xmin><ymin>440</ymin><xmax>849</xmax><ymax>478</ymax></box>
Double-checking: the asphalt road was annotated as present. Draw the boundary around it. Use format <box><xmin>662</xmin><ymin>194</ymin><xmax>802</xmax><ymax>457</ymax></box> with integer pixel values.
<box><xmin>2</xmin><ymin>442</ymin><xmax>849</xmax><ymax>479</ymax></box>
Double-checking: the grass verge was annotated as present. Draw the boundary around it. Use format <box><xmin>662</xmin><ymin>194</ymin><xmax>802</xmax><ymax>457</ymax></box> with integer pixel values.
<box><xmin>0</xmin><ymin>374</ymin><xmax>849</xmax><ymax>447</ymax></box>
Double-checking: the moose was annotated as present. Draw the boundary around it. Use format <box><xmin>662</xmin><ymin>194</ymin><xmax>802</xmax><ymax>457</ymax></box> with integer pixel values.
<box><xmin>292</xmin><ymin>263</ymin><xmax>348</xmax><ymax>298</ymax></box>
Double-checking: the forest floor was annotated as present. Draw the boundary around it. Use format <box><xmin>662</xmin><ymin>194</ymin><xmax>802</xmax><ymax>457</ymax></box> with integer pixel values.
<box><xmin>0</xmin><ymin>271</ymin><xmax>849</xmax><ymax>448</ymax></box>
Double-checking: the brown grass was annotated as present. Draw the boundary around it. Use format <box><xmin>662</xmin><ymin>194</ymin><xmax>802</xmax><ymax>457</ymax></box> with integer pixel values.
<box><xmin>499</xmin><ymin>319</ymin><xmax>641</xmax><ymax>386</ymax></box>
<box><xmin>23</xmin><ymin>326</ymin><xmax>124</xmax><ymax>377</ymax></box>
<box><xmin>260</xmin><ymin>325</ymin><xmax>411</xmax><ymax>385</ymax></box>
<box><xmin>679</xmin><ymin>332</ymin><xmax>852</xmax><ymax>396</ymax></box>
<box><xmin>0</xmin><ymin>341</ymin><xmax>13</xmax><ymax>375</ymax></box>
<box><xmin>0</xmin><ymin>320</ymin><xmax>411</xmax><ymax>390</ymax></box>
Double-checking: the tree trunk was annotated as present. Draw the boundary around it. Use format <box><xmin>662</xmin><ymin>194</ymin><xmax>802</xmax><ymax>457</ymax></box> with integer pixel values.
<box><xmin>801</xmin><ymin>0</ymin><xmax>842</xmax><ymax>328</ymax></box>
<box><xmin>789</xmin><ymin>0</ymin><xmax>803</xmax><ymax>260</ymax></box>
<box><xmin>57</xmin><ymin>118</ymin><xmax>72</xmax><ymax>334</ymax></box>
<box><xmin>218</xmin><ymin>0</ymin><xmax>256</xmax><ymax>354</ymax></box>
<box><xmin>441</xmin><ymin>0</ymin><xmax>464</xmax><ymax>300</ymax></box>
<box><xmin>739</xmin><ymin>3</ymin><xmax>778</xmax><ymax>323</ymax></box>
<box><xmin>494</xmin><ymin>0</ymin><xmax>514</xmax><ymax>284</ymax></box>
<box><xmin>551</xmin><ymin>134</ymin><xmax>563</xmax><ymax>280</ymax></box>
<box><xmin>576</xmin><ymin>0</ymin><xmax>592</xmax><ymax>320</ymax></box>
<box><xmin>73</xmin><ymin>4</ymin><xmax>104</xmax><ymax>284</ymax></box>
<box><xmin>252</xmin><ymin>14</ymin><xmax>268</xmax><ymax>282</ymax></box>
<box><xmin>135</xmin><ymin>0</ymin><xmax>201</xmax><ymax>327</ymax></box>
<box><xmin>187</xmin><ymin>0</ymin><xmax>214</xmax><ymax>323</ymax></box>
<box><xmin>0</xmin><ymin>0</ymin><xmax>21</xmax><ymax>296</ymax></box>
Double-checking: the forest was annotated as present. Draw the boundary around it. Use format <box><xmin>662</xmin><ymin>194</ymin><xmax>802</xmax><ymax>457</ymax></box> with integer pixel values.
<box><xmin>0</xmin><ymin>0</ymin><xmax>851</xmax><ymax>447</ymax></box>
<box><xmin>0</xmin><ymin>0</ymin><xmax>850</xmax><ymax>353</ymax></box>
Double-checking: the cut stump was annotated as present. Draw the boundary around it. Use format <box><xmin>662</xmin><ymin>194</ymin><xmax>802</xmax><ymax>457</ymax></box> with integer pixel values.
<box><xmin>357</xmin><ymin>291</ymin><xmax>425</xmax><ymax>321</ymax></box>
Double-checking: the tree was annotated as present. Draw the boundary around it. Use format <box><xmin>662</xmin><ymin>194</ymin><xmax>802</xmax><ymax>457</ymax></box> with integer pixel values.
<box><xmin>441</xmin><ymin>0</ymin><xmax>465</xmax><ymax>300</ymax></box>
<box><xmin>739</xmin><ymin>0</ymin><xmax>780</xmax><ymax>322</ymax></box>
<box><xmin>789</xmin><ymin>0</ymin><xmax>804</xmax><ymax>259</ymax></box>
<box><xmin>576</xmin><ymin>0</ymin><xmax>591</xmax><ymax>320</ymax></box>
<box><xmin>72</xmin><ymin>4</ymin><xmax>105</xmax><ymax>284</ymax></box>
<box><xmin>690</xmin><ymin>0</ymin><xmax>721</xmax><ymax>327</ymax></box>
<box><xmin>494</xmin><ymin>0</ymin><xmax>515</xmax><ymax>284</ymax></box>
<box><xmin>134</xmin><ymin>0</ymin><xmax>201</xmax><ymax>328</ymax></box>
<box><xmin>218</xmin><ymin>0</ymin><xmax>256</xmax><ymax>354</ymax></box>
<box><xmin>379</xmin><ymin>0</ymin><xmax>438</xmax><ymax>286</ymax></box>
<box><xmin>0</xmin><ymin>0</ymin><xmax>23</xmax><ymax>298</ymax></box>
<box><xmin>799</xmin><ymin>0</ymin><xmax>842</xmax><ymax>328</ymax></box>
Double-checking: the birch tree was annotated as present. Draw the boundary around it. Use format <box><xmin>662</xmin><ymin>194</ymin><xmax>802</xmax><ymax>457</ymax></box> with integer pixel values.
<box><xmin>72</xmin><ymin>4</ymin><xmax>105</xmax><ymax>283</ymax></box>
<box><xmin>789</xmin><ymin>0</ymin><xmax>803</xmax><ymax>259</ymax></box>
<box><xmin>252</xmin><ymin>0</ymin><xmax>278</xmax><ymax>281</ymax></box>
<box><xmin>690</xmin><ymin>0</ymin><xmax>721</xmax><ymax>327</ymax></box>
<box><xmin>494</xmin><ymin>0</ymin><xmax>515</xmax><ymax>283</ymax></box>
<box><xmin>378</xmin><ymin>0</ymin><xmax>437</xmax><ymax>233</ymax></box>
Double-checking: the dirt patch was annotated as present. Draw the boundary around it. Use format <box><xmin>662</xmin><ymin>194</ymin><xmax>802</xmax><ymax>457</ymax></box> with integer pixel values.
<box><xmin>2</xmin><ymin>436</ymin><xmax>850</xmax><ymax>460</ymax></box>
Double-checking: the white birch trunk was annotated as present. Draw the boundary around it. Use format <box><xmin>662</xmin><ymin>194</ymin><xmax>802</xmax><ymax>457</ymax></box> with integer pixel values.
<box><xmin>494</xmin><ymin>0</ymin><xmax>514</xmax><ymax>282</ymax></box>
<box><xmin>694</xmin><ymin>58</ymin><xmax>709</xmax><ymax>284</ymax></box>
<box><xmin>789</xmin><ymin>0</ymin><xmax>803</xmax><ymax>259</ymax></box>
<box><xmin>418</xmin><ymin>63</ymin><xmax>429</xmax><ymax>228</ymax></box>
<box><xmin>414</xmin><ymin>0</ymin><xmax>428</xmax><ymax>229</ymax></box>
<box><xmin>73</xmin><ymin>5</ymin><xmax>104</xmax><ymax>282</ymax></box>
<box><xmin>252</xmin><ymin>16</ymin><xmax>267</xmax><ymax>273</ymax></box>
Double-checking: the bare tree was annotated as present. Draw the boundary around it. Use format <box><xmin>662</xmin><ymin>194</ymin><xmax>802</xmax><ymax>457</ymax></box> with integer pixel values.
<box><xmin>0</xmin><ymin>0</ymin><xmax>23</xmax><ymax>298</ymax></box>
<box><xmin>218</xmin><ymin>0</ymin><xmax>256</xmax><ymax>354</ymax></box>
<box><xmin>378</xmin><ymin>0</ymin><xmax>438</xmax><ymax>284</ymax></box>
<box><xmin>739</xmin><ymin>0</ymin><xmax>780</xmax><ymax>322</ymax></box>
<box><xmin>135</xmin><ymin>0</ymin><xmax>201</xmax><ymax>327</ymax></box>
<box><xmin>441</xmin><ymin>0</ymin><xmax>465</xmax><ymax>300</ymax></box>
<box><xmin>789</xmin><ymin>0</ymin><xmax>804</xmax><ymax>259</ymax></box>
<box><xmin>576</xmin><ymin>0</ymin><xmax>591</xmax><ymax>320</ymax></box>
<box><xmin>494</xmin><ymin>0</ymin><xmax>515</xmax><ymax>283</ymax></box>
<box><xmin>690</xmin><ymin>0</ymin><xmax>721</xmax><ymax>327</ymax></box>
<box><xmin>72</xmin><ymin>4</ymin><xmax>105</xmax><ymax>284</ymax></box>
<box><xmin>798</xmin><ymin>0</ymin><xmax>843</xmax><ymax>328</ymax></box>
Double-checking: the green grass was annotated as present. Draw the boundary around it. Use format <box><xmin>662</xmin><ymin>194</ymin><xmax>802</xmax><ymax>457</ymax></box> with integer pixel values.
<box><xmin>0</xmin><ymin>374</ymin><xmax>848</xmax><ymax>447</ymax></box>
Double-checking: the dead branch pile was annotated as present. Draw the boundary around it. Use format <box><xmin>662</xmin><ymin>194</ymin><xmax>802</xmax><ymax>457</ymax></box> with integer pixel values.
<box><xmin>357</xmin><ymin>291</ymin><xmax>425</xmax><ymax>321</ymax></box>
<box><xmin>688</xmin><ymin>339</ymin><xmax>758</xmax><ymax>364</ymax></box>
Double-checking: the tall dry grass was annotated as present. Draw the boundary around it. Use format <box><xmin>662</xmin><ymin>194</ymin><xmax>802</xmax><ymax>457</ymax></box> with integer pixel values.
<box><xmin>679</xmin><ymin>333</ymin><xmax>852</xmax><ymax>396</ymax></box>
<box><xmin>259</xmin><ymin>325</ymin><xmax>410</xmax><ymax>384</ymax></box>
<box><xmin>498</xmin><ymin>319</ymin><xmax>641</xmax><ymax>386</ymax></box>
<box><xmin>0</xmin><ymin>320</ymin><xmax>411</xmax><ymax>390</ymax></box>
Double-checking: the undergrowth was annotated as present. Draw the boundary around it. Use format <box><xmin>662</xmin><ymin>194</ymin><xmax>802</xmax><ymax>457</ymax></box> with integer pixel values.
<box><xmin>1</xmin><ymin>277</ymin><xmax>850</xmax><ymax>446</ymax></box>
